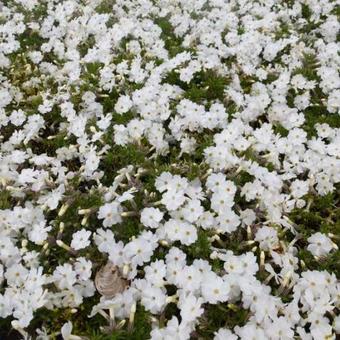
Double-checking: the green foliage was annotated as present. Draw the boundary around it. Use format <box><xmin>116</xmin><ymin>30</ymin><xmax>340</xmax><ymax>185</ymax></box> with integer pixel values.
<box><xmin>101</xmin><ymin>144</ymin><xmax>149</xmax><ymax>185</ymax></box>
<box><xmin>0</xmin><ymin>318</ymin><xmax>22</xmax><ymax>340</ymax></box>
<box><xmin>163</xmin><ymin>69</ymin><xmax>230</xmax><ymax>104</ymax></box>
<box><xmin>289</xmin><ymin>189</ymin><xmax>340</xmax><ymax>276</ymax></box>
<box><xmin>301</xmin><ymin>4</ymin><xmax>312</xmax><ymax>20</ymax></box>
<box><xmin>292</xmin><ymin>53</ymin><xmax>320</xmax><ymax>80</ymax></box>
<box><xmin>197</xmin><ymin>303</ymin><xmax>249</xmax><ymax>337</ymax></box>
<box><xmin>185</xmin><ymin>230</ymin><xmax>212</xmax><ymax>260</ymax></box>
<box><xmin>154</xmin><ymin>17</ymin><xmax>185</xmax><ymax>58</ymax></box>
<box><xmin>303</xmin><ymin>106</ymin><xmax>340</xmax><ymax>137</ymax></box>
<box><xmin>297</xmin><ymin>248</ymin><xmax>340</xmax><ymax>277</ymax></box>
<box><xmin>85</xmin><ymin>306</ymin><xmax>152</xmax><ymax>340</ymax></box>
<box><xmin>184</xmin><ymin>70</ymin><xmax>231</xmax><ymax>103</ymax></box>
<box><xmin>0</xmin><ymin>190</ymin><xmax>11</xmax><ymax>209</ymax></box>
<box><xmin>95</xmin><ymin>0</ymin><xmax>116</xmax><ymax>14</ymax></box>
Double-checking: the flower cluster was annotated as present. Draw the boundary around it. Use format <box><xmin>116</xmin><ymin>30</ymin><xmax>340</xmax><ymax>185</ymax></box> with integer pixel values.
<box><xmin>0</xmin><ymin>0</ymin><xmax>339</xmax><ymax>339</ymax></box>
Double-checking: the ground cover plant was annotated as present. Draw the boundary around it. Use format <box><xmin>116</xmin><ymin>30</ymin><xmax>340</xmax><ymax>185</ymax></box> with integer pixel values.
<box><xmin>0</xmin><ymin>0</ymin><xmax>340</xmax><ymax>339</ymax></box>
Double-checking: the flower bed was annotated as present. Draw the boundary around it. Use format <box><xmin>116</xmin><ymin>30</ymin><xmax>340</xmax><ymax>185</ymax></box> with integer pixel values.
<box><xmin>0</xmin><ymin>0</ymin><xmax>339</xmax><ymax>339</ymax></box>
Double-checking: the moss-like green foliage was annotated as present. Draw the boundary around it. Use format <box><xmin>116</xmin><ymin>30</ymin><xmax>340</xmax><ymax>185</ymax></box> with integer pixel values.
<box><xmin>289</xmin><ymin>190</ymin><xmax>340</xmax><ymax>275</ymax></box>
<box><xmin>197</xmin><ymin>303</ymin><xmax>249</xmax><ymax>337</ymax></box>
<box><xmin>185</xmin><ymin>230</ymin><xmax>212</xmax><ymax>260</ymax></box>
<box><xmin>0</xmin><ymin>190</ymin><xmax>11</xmax><ymax>209</ymax></box>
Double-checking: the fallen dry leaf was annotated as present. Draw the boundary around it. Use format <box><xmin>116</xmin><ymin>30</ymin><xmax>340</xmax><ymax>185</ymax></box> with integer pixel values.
<box><xmin>95</xmin><ymin>262</ymin><xmax>129</xmax><ymax>299</ymax></box>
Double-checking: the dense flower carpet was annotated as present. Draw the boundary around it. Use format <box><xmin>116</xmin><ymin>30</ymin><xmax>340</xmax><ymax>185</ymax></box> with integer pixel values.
<box><xmin>0</xmin><ymin>0</ymin><xmax>339</xmax><ymax>339</ymax></box>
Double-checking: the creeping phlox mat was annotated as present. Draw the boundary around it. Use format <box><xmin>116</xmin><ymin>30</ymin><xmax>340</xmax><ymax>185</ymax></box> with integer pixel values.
<box><xmin>0</xmin><ymin>0</ymin><xmax>339</xmax><ymax>339</ymax></box>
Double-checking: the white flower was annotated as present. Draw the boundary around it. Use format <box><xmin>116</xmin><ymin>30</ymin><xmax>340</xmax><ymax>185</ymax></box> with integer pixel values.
<box><xmin>0</xmin><ymin>264</ymin><xmax>3</xmax><ymax>285</ymax></box>
<box><xmin>235</xmin><ymin>323</ymin><xmax>267</xmax><ymax>340</ymax></box>
<box><xmin>114</xmin><ymin>124</ymin><xmax>129</xmax><ymax>145</ymax></box>
<box><xmin>181</xmin><ymin>199</ymin><xmax>203</xmax><ymax>223</ymax></box>
<box><xmin>201</xmin><ymin>273</ymin><xmax>230</xmax><ymax>304</ymax></box>
<box><xmin>266</xmin><ymin>316</ymin><xmax>294</xmax><ymax>340</ymax></box>
<box><xmin>61</xmin><ymin>321</ymin><xmax>82</xmax><ymax>340</ymax></box>
<box><xmin>222</xmin><ymin>252</ymin><xmax>258</xmax><ymax>276</ymax></box>
<box><xmin>290</xmin><ymin>179</ymin><xmax>309</xmax><ymax>198</ymax></box>
<box><xmin>216</xmin><ymin>210</ymin><xmax>240</xmax><ymax>233</ymax></box>
<box><xmin>206</xmin><ymin>173</ymin><xmax>227</xmax><ymax>192</ymax></box>
<box><xmin>84</xmin><ymin>150</ymin><xmax>100</xmax><ymax>176</ymax></box>
<box><xmin>98</xmin><ymin>202</ymin><xmax>123</xmax><ymax>227</ymax></box>
<box><xmin>115</xmin><ymin>95</ymin><xmax>133</xmax><ymax>114</ymax></box>
<box><xmin>10</xmin><ymin>109</ymin><xmax>26</xmax><ymax>126</ymax></box>
<box><xmin>155</xmin><ymin>172</ymin><xmax>174</xmax><ymax>193</ymax></box>
<box><xmin>140</xmin><ymin>284</ymin><xmax>167</xmax><ymax>314</ymax></box>
<box><xmin>74</xmin><ymin>258</ymin><xmax>92</xmax><ymax>281</ymax></box>
<box><xmin>161</xmin><ymin>189</ymin><xmax>187</xmax><ymax>211</ymax></box>
<box><xmin>163</xmin><ymin>219</ymin><xmax>197</xmax><ymax>245</ymax></box>
<box><xmin>315</xmin><ymin>123</ymin><xmax>334</xmax><ymax>139</ymax></box>
<box><xmin>144</xmin><ymin>260</ymin><xmax>166</xmax><ymax>286</ymax></box>
<box><xmin>307</xmin><ymin>232</ymin><xmax>335</xmax><ymax>257</ymax></box>
<box><xmin>165</xmin><ymin>247</ymin><xmax>187</xmax><ymax>267</ymax></box>
<box><xmin>0</xmin><ymin>88</ymin><xmax>12</xmax><ymax>109</ymax></box>
<box><xmin>310</xmin><ymin>320</ymin><xmax>333</xmax><ymax>340</ymax></box>
<box><xmin>214</xmin><ymin>328</ymin><xmax>238</xmax><ymax>340</ymax></box>
<box><xmin>211</xmin><ymin>191</ymin><xmax>235</xmax><ymax>213</ymax></box>
<box><xmin>71</xmin><ymin>229</ymin><xmax>91</xmax><ymax>250</ymax></box>
<box><xmin>150</xmin><ymin>316</ymin><xmax>192</xmax><ymax>340</ymax></box>
<box><xmin>180</xmin><ymin>136</ymin><xmax>196</xmax><ymax>155</ymax></box>
<box><xmin>255</xmin><ymin>226</ymin><xmax>279</xmax><ymax>251</ymax></box>
<box><xmin>28</xmin><ymin>50</ymin><xmax>43</xmax><ymax>64</ymax></box>
<box><xmin>28</xmin><ymin>222</ymin><xmax>51</xmax><ymax>245</ymax></box>
<box><xmin>334</xmin><ymin>315</ymin><xmax>340</xmax><ymax>334</ymax></box>
<box><xmin>94</xmin><ymin>228</ymin><xmax>116</xmax><ymax>253</ymax></box>
<box><xmin>240</xmin><ymin>209</ymin><xmax>256</xmax><ymax>226</ymax></box>
<box><xmin>177</xmin><ymin>265</ymin><xmax>202</xmax><ymax>292</ymax></box>
<box><xmin>53</xmin><ymin>264</ymin><xmax>77</xmax><ymax>290</ymax></box>
<box><xmin>140</xmin><ymin>207</ymin><xmax>163</xmax><ymax>228</ymax></box>
<box><xmin>125</xmin><ymin>237</ymin><xmax>155</xmax><ymax>266</ymax></box>
<box><xmin>178</xmin><ymin>293</ymin><xmax>204</xmax><ymax>323</ymax></box>
<box><xmin>196</xmin><ymin>211</ymin><xmax>215</xmax><ymax>230</ymax></box>
<box><xmin>0</xmin><ymin>293</ymin><xmax>13</xmax><ymax>318</ymax></box>
<box><xmin>4</xmin><ymin>263</ymin><xmax>28</xmax><ymax>286</ymax></box>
